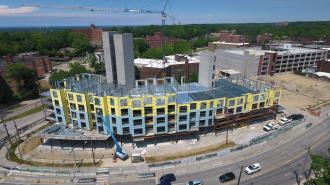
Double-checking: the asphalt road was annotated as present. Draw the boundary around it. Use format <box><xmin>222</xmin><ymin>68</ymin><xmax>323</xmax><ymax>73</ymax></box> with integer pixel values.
<box><xmin>168</xmin><ymin>118</ymin><xmax>330</xmax><ymax>185</ymax></box>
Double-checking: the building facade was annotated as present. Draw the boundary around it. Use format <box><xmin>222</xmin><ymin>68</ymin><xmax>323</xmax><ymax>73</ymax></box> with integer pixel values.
<box><xmin>258</xmin><ymin>45</ymin><xmax>328</xmax><ymax>75</ymax></box>
<box><xmin>145</xmin><ymin>32</ymin><xmax>178</xmax><ymax>48</ymax></box>
<box><xmin>74</xmin><ymin>24</ymin><xmax>104</xmax><ymax>47</ymax></box>
<box><xmin>102</xmin><ymin>32</ymin><xmax>135</xmax><ymax>89</ymax></box>
<box><xmin>50</xmin><ymin>73</ymin><xmax>281</xmax><ymax>139</ymax></box>
<box><xmin>219</xmin><ymin>31</ymin><xmax>246</xmax><ymax>43</ymax></box>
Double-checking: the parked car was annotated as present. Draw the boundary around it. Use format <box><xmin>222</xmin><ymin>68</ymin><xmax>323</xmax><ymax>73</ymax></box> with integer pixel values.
<box><xmin>278</xmin><ymin>117</ymin><xmax>292</xmax><ymax>126</ymax></box>
<box><xmin>160</xmin><ymin>173</ymin><xmax>176</xmax><ymax>183</ymax></box>
<box><xmin>186</xmin><ymin>179</ymin><xmax>203</xmax><ymax>185</ymax></box>
<box><xmin>263</xmin><ymin>123</ymin><xmax>278</xmax><ymax>131</ymax></box>
<box><xmin>219</xmin><ymin>172</ymin><xmax>235</xmax><ymax>183</ymax></box>
<box><xmin>245</xmin><ymin>163</ymin><xmax>261</xmax><ymax>175</ymax></box>
<box><xmin>287</xmin><ymin>114</ymin><xmax>304</xmax><ymax>121</ymax></box>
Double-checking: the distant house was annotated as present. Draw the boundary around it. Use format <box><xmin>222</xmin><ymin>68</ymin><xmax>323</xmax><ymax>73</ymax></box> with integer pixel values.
<box><xmin>14</xmin><ymin>52</ymin><xmax>52</xmax><ymax>78</ymax></box>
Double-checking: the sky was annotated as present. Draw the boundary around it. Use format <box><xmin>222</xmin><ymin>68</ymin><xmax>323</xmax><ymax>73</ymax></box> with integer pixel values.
<box><xmin>0</xmin><ymin>0</ymin><xmax>330</xmax><ymax>27</ymax></box>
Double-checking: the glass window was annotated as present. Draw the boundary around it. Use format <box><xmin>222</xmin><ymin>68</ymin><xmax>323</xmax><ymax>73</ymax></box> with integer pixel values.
<box><xmin>133</xmin><ymin>119</ymin><xmax>143</xmax><ymax>126</ymax></box>
<box><xmin>168</xmin><ymin>96</ymin><xmax>175</xmax><ymax>103</ymax></box>
<box><xmin>95</xmin><ymin>98</ymin><xmax>100</xmax><ymax>105</ymax></box>
<box><xmin>157</xmin><ymin>126</ymin><xmax>166</xmax><ymax>133</ymax></box>
<box><xmin>132</xmin><ymin>100</ymin><xmax>141</xmax><ymax>108</ymax></box>
<box><xmin>217</xmin><ymin>99</ymin><xmax>224</xmax><ymax>107</ymax></box>
<box><xmin>179</xmin><ymin>115</ymin><xmax>187</xmax><ymax>122</ymax></box>
<box><xmin>253</xmin><ymin>95</ymin><xmax>259</xmax><ymax>102</ymax></box>
<box><xmin>156</xmin><ymin>98</ymin><xmax>165</xmax><ymax>106</ymax></box>
<box><xmin>68</xmin><ymin>94</ymin><xmax>73</xmax><ymax>101</ymax></box>
<box><xmin>144</xmin><ymin>97</ymin><xmax>152</xmax><ymax>105</ymax></box>
<box><xmin>77</xmin><ymin>95</ymin><xmax>82</xmax><ymax>102</ymax></box>
<box><xmin>200</xmin><ymin>111</ymin><xmax>206</xmax><ymax>117</ymax></box>
<box><xmin>134</xmin><ymin>128</ymin><xmax>143</xmax><ymax>135</ymax></box>
<box><xmin>179</xmin><ymin>124</ymin><xmax>187</xmax><ymax>130</ymax></box>
<box><xmin>52</xmin><ymin>91</ymin><xmax>58</xmax><ymax>98</ymax></box>
<box><xmin>200</xmin><ymin>102</ymin><xmax>207</xmax><ymax>109</ymax></box>
<box><xmin>78</xmin><ymin>105</ymin><xmax>85</xmax><ymax>112</ymax></box>
<box><xmin>79</xmin><ymin>113</ymin><xmax>85</xmax><ymax>120</ymax></box>
<box><xmin>157</xmin><ymin>117</ymin><xmax>165</xmax><ymax>124</ymax></box>
<box><xmin>237</xmin><ymin>98</ymin><xmax>243</xmax><ymax>105</ymax></box>
<box><xmin>110</xmin><ymin>98</ymin><xmax>115</xmax><ymax>106</ymax></box>
<box><xmin>71</xmin><ymin>112</ymin><xmax>77</xmax><ymax>118</ymax></box>
<box><xmin>54</xmin><ymin>100</ymin><xmax>59</xmax><ymax>106</ymax></box>
<box><xmin>180</xmin><ymin>106</ymin><xmax>187</xmax><ymax>113</ymax></box>
<box><xmin>229</xmin><ymin>100</ymin><xmax>235</xmax><ymax>107</ymax></box>
<box><xmin>190</xmin><ymin>103</ymin><xmax>197</xmax><ymax>110</ymax></box>
<box><xmin>120</xmin><ymin>99</ymin><xmax>127</xmax><ymax>106</ymax></box>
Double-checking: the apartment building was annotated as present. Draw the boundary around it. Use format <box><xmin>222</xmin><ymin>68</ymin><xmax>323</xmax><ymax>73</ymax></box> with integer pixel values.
<box><xmin>145</xmin><ymin>32</ymin><xmax>178</xmax><ymax>48</ymax></box>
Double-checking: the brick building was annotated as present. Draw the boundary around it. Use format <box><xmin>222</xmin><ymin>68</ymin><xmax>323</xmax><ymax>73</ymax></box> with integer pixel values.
<box><xmin>74</xmin><ymin>24</ymin><xmax>103</xmax><ymax>47</ymax></box>
<box><xmin>219</xmin><ymin>31</ymin><xmax>246</xmax><ymax>43</ymax></box>
<box><xmin>21</xmin><ymin>56</ymin><xmax>52</xmax><ymax>78</ymax></box>
<box><xmin>256</xmin><ymin>33</ymin><xmax>272</xmax><ymax>44</ymax></box>
<box><xmin>134</xmin><ymin>54</ymin><xmax>199</xmax><ymax>80</ymax></box>
<box><xmin>145</xmin><ymin>32</ymin><xmax>178</xmax><ymax>48</ymax></box>
<box><xmin>317</xmin><ymin>60</ymin><xmax>330</xmax><ymax>73</ymax></box>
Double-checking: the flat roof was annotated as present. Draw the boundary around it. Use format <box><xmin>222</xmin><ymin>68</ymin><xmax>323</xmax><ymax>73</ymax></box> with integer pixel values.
<box><xmin>220</xmin><ymin>69</ymin><xmax>242</xmax><ymax>75</ymax></box>
<box><xmin>134</xmin><ymin>54</ymin><xmax>199</xmax><ymax>69</ymax></box>
<box><xmin>212</xmin><ymin>41</ymin><xmax>250</xmax><ymax>46</ymax></box>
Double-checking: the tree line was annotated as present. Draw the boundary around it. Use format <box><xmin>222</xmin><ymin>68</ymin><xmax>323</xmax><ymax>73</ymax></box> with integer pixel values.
<box><xmin>0</xmin><ymin>30</ymin><xmax>93</xmax><ymax>57</ymax></box>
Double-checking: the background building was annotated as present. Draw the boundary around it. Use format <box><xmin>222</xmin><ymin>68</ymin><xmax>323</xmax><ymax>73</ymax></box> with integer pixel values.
<box><xmin>219</xmin><ymin>31</ymin><xmax>246</xmax><ymax>43</ymax></box>
<box><xmin>73</xmin><ymin>24</ymin><xmax>104</xmax><ymax>47</ymax></box>
<box><xmin>258</xmin><ymin>44</ymin><xmax>328</xmax><ymax>75</ymax></box>
<box><xmin>198</xmin><ymin>52</ymin><xmax>216</xmax><ymax>88</ymax></box>
<box><xmin>145</xmin><ymin>32</ymin><xmax>178</xmax><ymax>48</ymax></box>
<box><xmin>134</xmin><ymin>54</ymin><xmax>199</xmax><ymax>81</ymax></box>
<box><xmin>256</xmin><ymin>33</ymin><xmax>272</xmax><ymax>44</ymax></box>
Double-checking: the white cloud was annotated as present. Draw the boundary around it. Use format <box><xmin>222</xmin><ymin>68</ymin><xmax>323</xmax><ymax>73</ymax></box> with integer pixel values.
<box><xmin>0</xmin><ymin>5</ymin><xmax>38</xmax><ymax>15</ymax></box>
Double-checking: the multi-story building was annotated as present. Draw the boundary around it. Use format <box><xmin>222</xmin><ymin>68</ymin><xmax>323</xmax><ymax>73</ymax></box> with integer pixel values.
<box><xmin>134</xmin><ymin>54</ymin><xmax>199</xmax><ymax>80</ymax></box>
<box><xmin>219</xmin><ymin>31</ymin><xmax>246</xmax><ymax>43</ymax></box>
<box><xmin>256</xmin><ymin>33</ymin><xmax>272</xmax><ymax>44</ymax></box>
<box><xmin>74</xmin><ymin>24</ymin><xmax>104</xmax><ymax>47</ymax></box>
<box><xmin>145</xmin><ymin>32</ymin><xmax>178</xmax><ymax>48</ymax></box>
<box><xmin>258</xmin><ymin>44</ymin><xmax>328</xmax><ymax>75</ymax></box>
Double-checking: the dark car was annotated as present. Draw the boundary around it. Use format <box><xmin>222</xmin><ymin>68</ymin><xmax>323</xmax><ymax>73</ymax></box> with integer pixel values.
<box><xmin>219</xmin><ymin>172</ymin><xmax>235</xmax><ymax>183</ymax></box>
<box><xmin>160</xmin><ymin>173</ymin><xmax>176</xmax><ymax>183</ymax></box>
<box><xmin>288</xmin><ymin>114</ymin><xmax>304</xmax><ymax>121</ymax></box>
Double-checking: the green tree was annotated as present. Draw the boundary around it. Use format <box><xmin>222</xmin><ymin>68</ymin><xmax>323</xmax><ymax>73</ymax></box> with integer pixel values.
<box><xmin>49</xmin><ymin>62</ymin><xmax>89</xmax><ymax>87</ymax></box>
<box><xmin>173</xmin><ymin>40</ymin><xmax>192</xmax><ymax>54</ymax></box>
<box><xmin>49</xmin><ymin>70</ymin><xmax>71</xmax><ymax>87</ymax></box>
<box><xmin>134</xmin><ymin>38</ymin><xmax>149</xmax><ymax>58</ymax></box>
<box><xmin>306</xmin><ymin>148</ymin><xmax>330</xmax><ymax>185</ymax></box>
<box><xmin>68</xmin><ymin>62</ymin><xmax>89</xmax><ymax>76</ymax></box>
<box><xmin>5</xmin><ymin>63</ymin><xmax>38</xmax><ymax>99</ymax></box>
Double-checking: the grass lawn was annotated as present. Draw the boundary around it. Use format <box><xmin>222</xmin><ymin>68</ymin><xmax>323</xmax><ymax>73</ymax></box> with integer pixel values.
<box><xmin>145</xmin><ymin>142</ymin><xmax>235</xmax><ymax>163</ymax></box>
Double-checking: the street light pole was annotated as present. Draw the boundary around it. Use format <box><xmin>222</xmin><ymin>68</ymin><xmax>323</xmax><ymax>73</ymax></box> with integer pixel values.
<box><xmin>237</xmin><ymin>164</ymin><xmax>243</xmax><ymax>185</ymax></box>
<box><xmin>299</xmin><ymin>145</ymin><xmax>311</xmax><ymax>184</ymax></box>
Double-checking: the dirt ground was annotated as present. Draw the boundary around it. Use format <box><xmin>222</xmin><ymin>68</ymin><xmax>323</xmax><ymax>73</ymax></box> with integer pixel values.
<box><xmin>260</xmin><ymin>73</ymin><xmax>330</xmax><ymax>109</ymax></box>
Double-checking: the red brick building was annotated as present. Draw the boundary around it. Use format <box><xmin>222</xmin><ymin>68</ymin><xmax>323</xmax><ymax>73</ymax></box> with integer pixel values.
<box><xmin>145</xmin><ymin>32</ymin><xmax>178</xmax><ymax>48</ymax></box>
<box><xmin>18</xmin><ymin>56</ymin><xmax>52</xmax><ymax>78</ymax></box>
<box><xmin>219</xmin><ymin>31</ymin><xmax>246</xmax><ymax>43</ymax></box>
<box><xmin>74</xmin><ymin>24</ymin><xmax>103</xmax><ymax>47</ymax></box>
<box><xmin>256</xmin><ymin>33</ymin><xmax>272</xmax><ymax>44</ymax></box>
<box><xmin>317</xmin><ymin>60</ymin><xmax>330</xmax><ymax>73</ymax></box>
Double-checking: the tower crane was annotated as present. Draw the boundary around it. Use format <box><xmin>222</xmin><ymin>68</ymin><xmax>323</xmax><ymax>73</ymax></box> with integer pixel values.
<box><xmin>22</xmin><ymin>0</ymin><xmax>175</xmax><ymax>64</ymax></box>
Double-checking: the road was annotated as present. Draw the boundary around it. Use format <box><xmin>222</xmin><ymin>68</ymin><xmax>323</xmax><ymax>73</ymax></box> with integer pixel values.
<box><xmin>0</xmin><ymin>117</ymin><xmax>329</xmax><ymax>185</ymax></box>
<box><xmin>168</xmin><ymin>118</ymin><xmax>330</xmax><ymax>185</ymax></box>
<box><xmin>0</xmin><ymin>111</ymin><xmax>46</xmax><ymax>138</ymax></box>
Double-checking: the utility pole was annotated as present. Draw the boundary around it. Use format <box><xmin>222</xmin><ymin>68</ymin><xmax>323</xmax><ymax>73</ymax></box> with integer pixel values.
<box><xmin>299</xmin><ymin>145</ymin><xmax>311</xmax><ymax>184</ymax></box>
<box><xmin>3</xmin><ymin>123</ymin><xmax>13</xmax><ymax>146</ymax></box>
<box><xmin>237</xmin><ymin>164</ymin><xmax>243</xmax><ymax>185</ymax></box>
<box><xmin>91</xmin><ymin>139</ymin><xmax>96</xmax><ymax>165</ymax></box>
<box><xmin>226</xmin><ymin>129</ymin><xmax>229</xmax><ymax>144</ymax></box>
<box><xmin>14</xmin><ymin>120</ymin><xmax>21</xmax><ymax>140</ymax></box>
<box><xmin>72</xmin><ymin>143</ymin><xmax>77</xmax><ymax>168</ymax></box>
